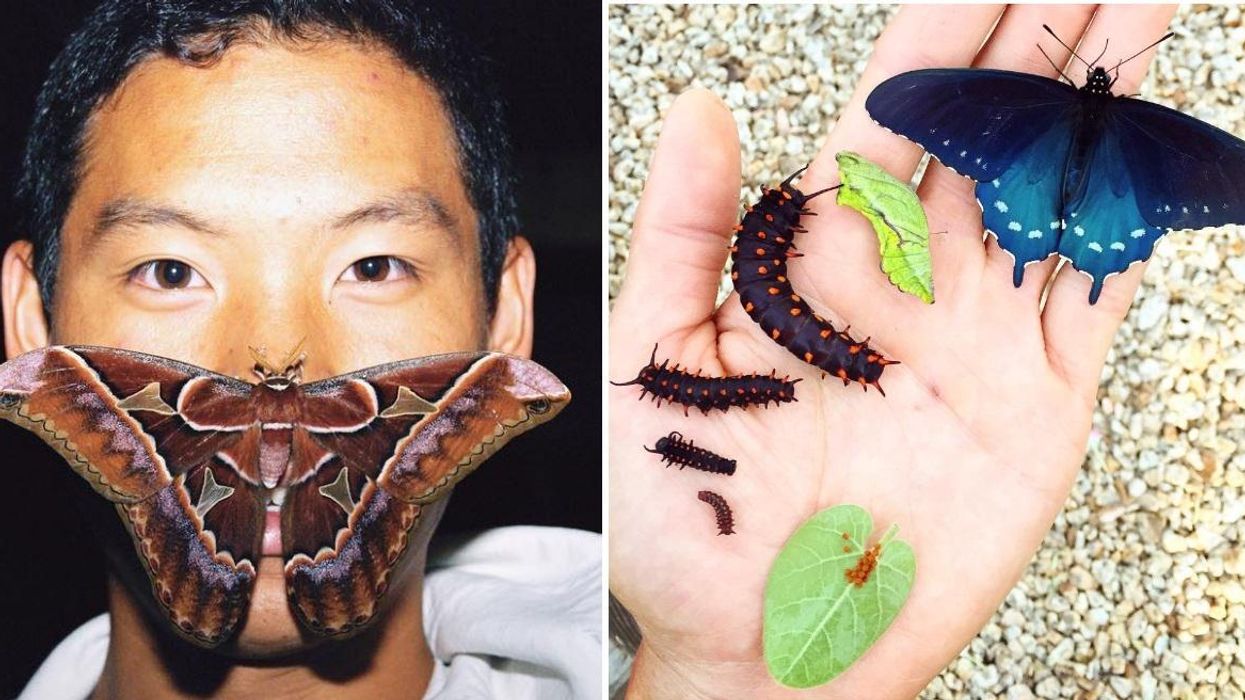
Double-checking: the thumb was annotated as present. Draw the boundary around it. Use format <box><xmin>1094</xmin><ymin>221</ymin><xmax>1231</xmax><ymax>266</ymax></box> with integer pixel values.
<box><xmin>612</xmin><ymin>89</ymin><xmax>741</xmax><ymax>356</ymax></box>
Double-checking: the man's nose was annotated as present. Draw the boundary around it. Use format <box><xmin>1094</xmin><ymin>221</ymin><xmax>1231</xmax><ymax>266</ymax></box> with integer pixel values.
<box><xmin>215</xmin><ymin>294</ymin><xmax>336</xmax><ymax>382</ymax></box>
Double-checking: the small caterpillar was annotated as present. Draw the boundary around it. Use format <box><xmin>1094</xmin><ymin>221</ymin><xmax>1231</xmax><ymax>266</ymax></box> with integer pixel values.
<box><xmin>644</xmin><ymin>431</ymin><xmax>735</xmax><ymax>476</ymax></box>
<box><xmin>611</xmin><ymin>345</ymin><xmax>799</xmax><ymax>416</ymax></box>
<box><xmin>698</xmin><ymin>490</ymin><xmax>735</xmax><ymax>535</ymax></box>
<box><xmin>845</xmin><ymin>543</ymin><xmax>882</xmax><ymax>587</ymax></box>
<box><xmin>730</xmin><ymin>166</ymin><xmax>896</xmax><ymax>394</ymax></box>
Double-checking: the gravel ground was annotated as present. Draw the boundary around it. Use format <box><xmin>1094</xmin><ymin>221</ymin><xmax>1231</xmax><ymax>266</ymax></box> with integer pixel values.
<box><xmin>608</xmin><ymin>5</ymin><xmax>1245</xmax><ymax>698</ymax></box>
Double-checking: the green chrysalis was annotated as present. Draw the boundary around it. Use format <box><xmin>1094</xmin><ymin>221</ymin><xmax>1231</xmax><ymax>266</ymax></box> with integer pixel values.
<box><xmin>763</xmin><ymin>504</ymin><xmax>916</xmax><ymax>689</ymax></box>
<box><xmin>836</xmin><ymin>151</ymin><xmax>935</xmax><ymax>303</ymax></box>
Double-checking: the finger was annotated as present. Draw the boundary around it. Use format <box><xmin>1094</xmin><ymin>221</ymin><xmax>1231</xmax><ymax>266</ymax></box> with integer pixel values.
<box><xmin>793</xmin><ymin>5</ymin><xmax>1004</xmax><ymax>302</ymax></box>
<box><xmin>1041</xmin><ymin>4</ymin><xmax>1179</xmax><ymax>391</ymax></box>
<box><xmin>611</xmin><ymin>89</ymin><xmax>741</xmax><ymax>363</ymax></box>
<box><xmin>916</xmin><ymin>4</ymin><xmax>1097</xmax><ymax>305</ymax></box>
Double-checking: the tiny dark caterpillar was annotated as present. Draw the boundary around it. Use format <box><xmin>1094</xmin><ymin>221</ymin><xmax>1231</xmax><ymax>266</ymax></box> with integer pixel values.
<box><xmin>611</xmin><ymin>345</ymin><xmax>798</xmax><ymax>416</ymax></box>
<box><xmin>698</xmin><ymin>490</ymin><xmax>735</xmax><ymax>536</ymax></box>
<box><xmin>730</xmin><ymin>166</ymin><xmax>896</xmax><ymax>394</ymax></box>
<box><xmin>644</xmin><ymin>431</ymin><xmax>736</xmax><ymax>476</ymax></box>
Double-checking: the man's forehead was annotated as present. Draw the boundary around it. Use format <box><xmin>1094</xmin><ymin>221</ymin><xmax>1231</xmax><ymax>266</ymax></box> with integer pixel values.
<box><xmin>74</xmin><ymin>40</ymin><xmax>472</xmax><ymax>228</ymax></box>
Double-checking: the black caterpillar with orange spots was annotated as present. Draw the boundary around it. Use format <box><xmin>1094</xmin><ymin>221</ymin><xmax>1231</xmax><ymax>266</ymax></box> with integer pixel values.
<box><xmin>611</xmin><ymin>345</ymin><xmax>798</xmax><ymax>416</ymax></box>
<box><xmin>697</xmin><ymin>490</ymin><xmax>735</xmax><ymax>535</ymax></box>
<box><xmin>645</xmin><ymin>431</ymin><xmax>736</xmax><ymax>476</ymax></box>
<box><xmin>730</xmin><ymin>166</ymin><xmax>895</xmax><ymax>394</ymax></box>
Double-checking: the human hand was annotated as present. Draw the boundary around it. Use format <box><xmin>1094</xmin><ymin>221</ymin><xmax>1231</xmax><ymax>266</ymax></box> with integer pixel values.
<box><xmin>609</xmin><ymin>5</ymin><xmax>1178</xmax><ymax>697</ymax></box>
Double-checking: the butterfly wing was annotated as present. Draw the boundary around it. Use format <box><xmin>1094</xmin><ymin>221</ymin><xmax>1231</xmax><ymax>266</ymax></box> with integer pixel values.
<box><xmin>0</xmin><ymin>346</ymin><xmax>262</xmax><ymax>646</ymax></box>
<box><xmin>975</xmin><ymin>121</ymin><xmax>1077</xmax><ymax>285</ymax></box>
<box><xmin>866</xmin><ymin>68</ymin><xmax>1079</xmax><ymax>181</ymax></box>
<box><xmin>282</xmin><ymin>353</ymin><xmax>570</xmax><ymax>636</ymax></box>
<box><xmin>868</xmin><ymin>68</ymin><xmax>1087</xmax><ymax>286</ymax></box>
<box><xmin>1111</xmin><ymin>96</ymin><xmax>1245</xmax><ymax>231</ymax></box>
<box><xmin>1055</xmin><ymin>97</ymin><xmax>1245</xmax><ymax>303</ymax></box>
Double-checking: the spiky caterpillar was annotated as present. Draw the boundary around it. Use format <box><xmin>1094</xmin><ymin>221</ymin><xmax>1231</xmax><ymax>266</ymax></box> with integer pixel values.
<box><xmin>730</xmin><ymin>166</ymin><xmax>896</xmax><ymax>394</ymax></box>
<box><xmin>698</xmin><ymin>490</ymin><xmax>735</xmax><ymax>536</ymax></box>
<box><xmin>611</xmin><ymin>345</ymin><xmax>798</xmax><ymax>416</ymax></box>
<box><xmin>644</xmin><ymin>431</ymin><xmax>736</xmax><ymax>476</ymax></box>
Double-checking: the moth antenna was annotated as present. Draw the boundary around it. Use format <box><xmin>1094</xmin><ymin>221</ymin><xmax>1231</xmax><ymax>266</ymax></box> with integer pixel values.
<box><xmin>1036</xmin><ymin>43</ymin><xmax>1076</xmax><ymax>85</ymax></box>
<box><xmin>279</xmin><ymin>338</ymin><xmax>307</xmax><ymax>372</ymax></box>
<box><xmin>1043</xmin><ymin>24</ymin><xmax>1091</xmax><ymax>69</ymax></box>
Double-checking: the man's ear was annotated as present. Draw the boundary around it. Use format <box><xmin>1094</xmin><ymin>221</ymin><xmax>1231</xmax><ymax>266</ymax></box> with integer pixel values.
<box><xmin>3</xmin><ymin>240</ymin><xmax>50</xmax><ymax>357</ymax></box>
<box><xmin>487</xmin><ymin>236</ymin><xmax>535</xmax><ymax>357</ymax></box>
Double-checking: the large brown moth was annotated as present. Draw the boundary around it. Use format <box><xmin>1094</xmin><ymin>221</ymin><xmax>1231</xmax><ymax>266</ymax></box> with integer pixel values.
<box><xmin>0</xmin><ymin>345</ymin><xmax>570</xmax><ymax>648</ymax></box>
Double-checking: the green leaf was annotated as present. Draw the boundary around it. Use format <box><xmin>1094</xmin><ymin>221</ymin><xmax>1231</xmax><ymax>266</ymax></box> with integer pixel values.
<box><xmin>835</xmin><ymin>151</ymin><xmax>935</xmax><ymax>303</ymax></box>
<box><xmin>763</xmin><ymin>504</ymin><xmax>916</xmax><ymax>689</ymax></box>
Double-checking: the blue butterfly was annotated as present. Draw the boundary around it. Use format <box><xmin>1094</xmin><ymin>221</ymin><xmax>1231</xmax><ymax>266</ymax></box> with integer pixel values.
<box><xmin>865</xmin><ymin>29</ymin><xmax>1245</xmax><ymax>303</ymax></box>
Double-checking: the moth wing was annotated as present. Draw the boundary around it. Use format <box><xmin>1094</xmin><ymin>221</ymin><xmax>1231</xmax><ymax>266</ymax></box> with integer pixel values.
<box><xmin>0</xmin><ymin>346</ymin><xmax>260</xmax><ymax>647</ymax></box>
<box><xmin>0</xmin><ymin>345</ymin><xmax>253</xmax><ymax>502</ymax></box>
<box><xmin>119</xmin><ymin>461</ymin><xmax>261</xmax><ymax>647</ymax></box>
<box><xmin>281</xmin><ymin>352</ymin><xmax>570</xmax><ymax>636</ymax></box>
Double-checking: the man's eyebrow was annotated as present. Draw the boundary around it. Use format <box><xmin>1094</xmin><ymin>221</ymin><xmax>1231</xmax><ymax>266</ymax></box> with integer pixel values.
<box><xmin>91</xmin><ymin>198</ymin><xmax>224</xmax><ymax>243</ymax></box>
<box><xmin>87</xmin><ymin>188</ymin><xmax>457</xmax><ymax>247</ymax></box>
<box><xmin>331</xmin><ymin>188</ymin><xmax>456</xmax><ymax>233</ymax></box>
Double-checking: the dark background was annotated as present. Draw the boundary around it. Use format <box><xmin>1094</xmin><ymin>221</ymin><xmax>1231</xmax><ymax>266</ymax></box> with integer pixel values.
<box><xmin>0</xmin><ymin>1</ymin><xmax>600</xmax><ymax>693</ymax></box>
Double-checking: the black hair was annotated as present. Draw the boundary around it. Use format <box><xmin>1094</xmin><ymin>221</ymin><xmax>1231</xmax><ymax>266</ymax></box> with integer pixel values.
<box><xmin>16</xmin><ymin>0</ymin><xmax>517</xmax><ymax>315</ymax></box>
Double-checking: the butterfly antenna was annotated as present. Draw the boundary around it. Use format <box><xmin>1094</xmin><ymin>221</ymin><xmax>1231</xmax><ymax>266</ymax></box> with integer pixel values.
<box><xmin>1113</xmin><ymin>31</ymin><xmax>1175</xmax><ymax>74</ymax></box>
<box><xmin>1036</xmin><ymin>43</ymin><xmax>1076</xmax><ymax>85</ymax></box>
<box><xmin>1090</xmin><ymin>38</ymin><xmax>1110</xmax><ymax>68</ymax></box>
<box><xmin>1042</xmin><ymin>24</ymin><xmax>1091</xmax><ymax>69</ymax></box>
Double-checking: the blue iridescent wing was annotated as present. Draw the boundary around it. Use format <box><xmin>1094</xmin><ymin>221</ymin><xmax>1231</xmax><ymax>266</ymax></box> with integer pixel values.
<box><xmin>1058</xmin><ymin>99</ymin><xmax>1245</xmax><ymax>302</ymax></box>
<box><xmin>975</xmin><ymin>121</ymin><xmax>1075</xmax><ymax>286</ymax></box>
<box><xmin>1110</xmin><ymin>97</ymin><xmax>1245</xmax><ymax>231</ymax></box>
<box><xmin>867</xmin><ymin>68</ymin><xmax>1081</xmax><ymax>284</ymax></box>
<box><xmin>865</xmin><ymin>68</ymin><xmax>1079</xmax><ymax>181</ymax></box>
<box><xmin>1056</xmin><ymin>123</ymin><xmax>1165</xmax><ymax>303</ymax></box>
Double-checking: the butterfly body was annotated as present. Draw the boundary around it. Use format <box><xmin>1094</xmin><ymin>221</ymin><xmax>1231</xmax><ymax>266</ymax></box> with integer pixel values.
<box><xmin>0</xmin><ymin>345</ymin><xmax>569</xmax><ymax>646</ymax></box>
<box><xmin>867</xmin><ymin>61</ymin><xmax>1245</xmax><ymax>302</ymax></box>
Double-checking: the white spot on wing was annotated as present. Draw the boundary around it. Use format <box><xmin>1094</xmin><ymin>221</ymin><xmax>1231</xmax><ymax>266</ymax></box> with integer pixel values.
<box><xmin>1008</xmin><ymin>221</ymin><xmax>1022</xmax><ymax>232</ymax></box>
<box><xmin>1130</xmin><ymin>229</ymin><xmax>1146</xmax><ymax>238</ymax></box>
<box><xmin>994</xmin><ymin>200</ymin><xmax>1009</xmax><ymax>213</ymax></box>
<box><xmin>1074</xmin><ymin>226</ymin><xmax>1085</xmax><ymax>236</ymax></box>
<box><xmin>1088</xmin><ymin>242</ymin><xmax>1103</xmax><ymax>252</ymax></box>
<box><xmin>1109</xmin><ymin>242</ymin><xmax>1126</xmax><ymax>251</ymax></box>
<box><xmin>1028</xmin><ymin>230</ymin><xmax>1043</xmax><ymax>239</ymax></box>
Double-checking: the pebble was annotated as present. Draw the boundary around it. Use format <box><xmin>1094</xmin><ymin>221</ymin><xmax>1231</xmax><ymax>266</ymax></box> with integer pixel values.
<box><xmin>609</xmin><ymin>6</ymin><xmax>1245</xmax><ymax>699</ymax></box>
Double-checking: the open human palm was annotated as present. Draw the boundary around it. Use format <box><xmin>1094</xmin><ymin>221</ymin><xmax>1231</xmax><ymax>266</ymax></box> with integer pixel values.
<box><xmin>610</xmin><ymin>5</ymin><xmax>1178</xmax><ymax>698</ymax></box>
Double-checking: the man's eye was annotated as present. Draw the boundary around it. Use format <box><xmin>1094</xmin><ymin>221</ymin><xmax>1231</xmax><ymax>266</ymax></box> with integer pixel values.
<box><xmin>340</xmin><ymin>256</ymin><xmax>416</xmax><ymax>283</ymax></box>
<box><xmin>129</xmin><ymin>260</ymin><xmax>206</xmax><ymax>290</ymax></box>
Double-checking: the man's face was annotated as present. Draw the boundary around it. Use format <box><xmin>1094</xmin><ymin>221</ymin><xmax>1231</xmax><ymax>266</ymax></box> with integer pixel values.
<box><xmin>3</xmin><ymin>40</ymin><xmax>532</xmax><ymax>655</ymax></box>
